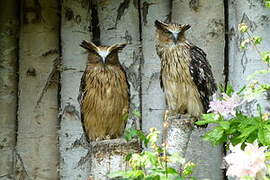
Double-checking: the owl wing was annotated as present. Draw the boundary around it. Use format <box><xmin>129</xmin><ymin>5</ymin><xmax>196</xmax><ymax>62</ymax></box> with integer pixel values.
<box><xmin>189</xmin><ymin>46</ymin><xmax>217</xmax><ymax>112</ymax></box>
<box><xmin>155</xmin><ymin>45</ymin><xmax>164</xmax><ymax>90</ymax></box>
<box><xmin>78</xmin><ymin>70</ymin><xmax>89</xmax><ymax>141</ymax></box>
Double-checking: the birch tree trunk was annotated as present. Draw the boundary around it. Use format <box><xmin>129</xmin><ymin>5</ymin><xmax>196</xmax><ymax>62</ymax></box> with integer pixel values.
<box><xmin>16</xmin><ymin>0</ymin><xmax>59</xmax><ymax>179</ymax></box>
<box><xmin>59</xmin><ymin>0</ymin><xmax>91</xmax><ymax>179</ymax></box>
<box><xmin>0</xmin><ymin>0</ymin><xmax>18</xmax><ymax>179</ymax></box>
<box><xmin>228</xmin><ymin>0</ymin><xmax>270</xmax><ymax>109</ymax></box>
<box><xmin>171</xmin><ymin>0</ymin><xmax>225</xmax><ymax>179</ymax></box>
<box><xmin>140</xmin><ymin>0</ymin><xmax>171</xmax><ymax>135</ymax></box>
<box><xmin>86</xmin><ymin>0</ymin><xmax>141</xmax><ymax>178</ymax></box>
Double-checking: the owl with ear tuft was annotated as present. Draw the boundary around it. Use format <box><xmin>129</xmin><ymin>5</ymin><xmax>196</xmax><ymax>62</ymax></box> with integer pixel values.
<box><xmin>155</xmin><ymin>20</ymin><xmax>217</xmax><ymax>120</ymax></box>
<box><xmin>78</xmin><ymin>40</ymin><xmax>130</xmax><ymax>141</ymax></box>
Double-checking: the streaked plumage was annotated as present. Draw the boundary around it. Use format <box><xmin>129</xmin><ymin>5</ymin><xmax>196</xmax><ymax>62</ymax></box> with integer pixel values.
<box><xmin>155</xmin><ymin>20</ymin><xmax>217</xmax><ymax>117</ymax></box>
<box><xmin>79</xmin><ymin>41</ymin><xmax>129</xmax><ymax>141</ymax></box>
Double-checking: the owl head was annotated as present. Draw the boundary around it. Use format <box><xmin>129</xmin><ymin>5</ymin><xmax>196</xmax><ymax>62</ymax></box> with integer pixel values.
<box><xmin>80</xmin><ymin>40</ymin><xmax>127</xmax><ymax>65</ymax></box>
<box><xmin>155</xmin><ymin>20</ymin><xmax>191</xmax><ymax>45</ymax></box>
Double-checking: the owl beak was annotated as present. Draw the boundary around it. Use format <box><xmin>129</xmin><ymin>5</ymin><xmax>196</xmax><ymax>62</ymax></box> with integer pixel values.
<box><xmin>101</xmin><ymin>57</ymin><xmax>106</xmax><ymax>64</ymax></box>
<box><xmin>172</xmin><ymin>32</ymin><xmax>179</xmax><ymax>44</ymax></box>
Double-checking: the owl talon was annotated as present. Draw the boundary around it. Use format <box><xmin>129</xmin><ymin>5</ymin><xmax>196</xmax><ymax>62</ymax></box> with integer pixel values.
<box><xmin>95</xmin><ymin>137</ymin><xmax>102</xmax><ymax>141</ymax></box>
<box><xmin>105</xmin><ymin>135</ymin><xmax>111</xmax><ymax>140</ymax></box>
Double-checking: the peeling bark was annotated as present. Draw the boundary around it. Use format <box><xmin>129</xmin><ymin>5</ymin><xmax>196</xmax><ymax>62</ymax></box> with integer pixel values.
<box><xmin>0</xmin><ymin>0</ymin><xmax>18</xmax><ymax>179</ymax></box>
<box><xmin>171</xmin><ymin>0</ymin><xmax>225</xmax><ymax>179</ymax></box>
<box><xmin>89</xmin><ymin>139</ymin><xmax>140</xmax><ymax>179</ymax></box>
<box><xmin>59</xmin><ymin>0</ymin><xmax>91</xmax><ymax>179</ymax></box>
<box><xmin>16</xmin><ymin>0</ymin><xmax>60</xmax><ymax>179</ymax></box>
<box><xmin>164</xmin><ymin>115</ymin><xmax>194</xmax><ymax>170</ymax></box>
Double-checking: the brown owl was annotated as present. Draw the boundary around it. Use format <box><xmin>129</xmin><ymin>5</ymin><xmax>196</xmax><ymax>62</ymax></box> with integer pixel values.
<box><xmin>155</xmin><ymin>20</ymin><xmax>217</xmax><ymax>119</ymax></box>
<box><xmin>79</xmin><ymin>41</ymin><xmax>130</xmax><ymax>141</ymax></box>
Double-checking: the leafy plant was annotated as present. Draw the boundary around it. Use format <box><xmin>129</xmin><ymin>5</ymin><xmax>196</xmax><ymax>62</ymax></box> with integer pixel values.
<box><xmin>109</xmin><ymin>128</ymin><xmax>196</xmax><ymax>180</ymax></box>
<box><xmin>196</xmin><ymin>21</ymin><xmax>270</xmax><ymax>180</ymax></box>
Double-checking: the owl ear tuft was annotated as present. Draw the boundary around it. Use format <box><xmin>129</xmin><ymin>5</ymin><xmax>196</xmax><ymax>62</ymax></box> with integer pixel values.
<box><xmin>110</xmin><ymin>43</ymin><xmax>127</xmax><ymax>52</ymax></box>
<box><xmin>182</xmin><ymin>24</ymin><xmax>191</xmax><ymax>32</ymax></box>
<box><xmin>116</xmin><ymin>43</ymin><xmax>127</xmax><ymax>50</ymax></box>
<box><xmin>80</xmin><ymin>40</ymin><xmax>98</xmax><ymax>52</ymax></box>
<box><xmin>155</xmin><ymin>20</ymin><xmax>167</xmax><ymax>29</ymax></box>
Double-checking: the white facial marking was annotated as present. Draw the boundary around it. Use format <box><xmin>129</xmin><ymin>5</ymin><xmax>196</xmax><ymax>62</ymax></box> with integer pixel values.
<box><xmin>169</xmin><ymin>30</ymin><xmax>180</xmax><ymax>39</ymax></box>
<box><xmin>98</xmin><ymin>50</ymin><xmax>110</xmax><ymax>62</ymax></box>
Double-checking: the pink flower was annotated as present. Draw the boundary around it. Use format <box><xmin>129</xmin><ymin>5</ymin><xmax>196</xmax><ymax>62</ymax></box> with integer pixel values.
<box><xmin>224</xmin><ymin>141</ymin><xmax>267</xmax><ymax>180</ymax></box>
<box><xmin>208</xmin><ymin>93</ymin><xmax>243</xmax><ymax>119</ymax></box>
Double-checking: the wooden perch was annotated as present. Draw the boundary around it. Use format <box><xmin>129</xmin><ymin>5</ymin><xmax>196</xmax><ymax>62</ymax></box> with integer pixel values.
<box><xmin>89</xmin><ymin>138</ymin><xmax>140</xmax><ymax>180</ymax></box>
<box><xmin>163</xmin><ymin>114</ymin><xmax>195</xmax><ymax>169</ymax></box>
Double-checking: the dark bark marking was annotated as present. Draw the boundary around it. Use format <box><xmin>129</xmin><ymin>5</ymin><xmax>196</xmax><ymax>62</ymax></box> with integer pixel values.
<box><xmin>142</xmin><ymin>2</ymin><xmax>156</xmax><ymax>25</ymax></box>
<box><xmin>241</xmin><ymin>13</ymin><xmax>257</xmax><ymax>32</ymax></box>
<box><xmin>15</xmin><ymin>151</ymin><xmax>31</xmax><ymax>180</ymax></box>
<box><xmin>41</xmin><ymin>49</ymin><xmax>58</xmax><ymax>57</ymax></box>
<box><xmin>259</xmin><ymin>15</ymin><xmax>270</xmax><ymax>26</ymax></box>
<box><xmin>35</xmin><ymin>58</ymin><xmax>60</xmax><ymax>107</ymax></box>
<box><xmin>122</xmin><ymin>51</ymin><xmax>141</xmax><ymax>92</ymax></box>
<box><xmin>124</xmin><ymin>30</ymin><xmax>132</xmax><ymax>44</ymax></box>
<box><xmin>26</xmin><ymin>67</ymin><xmax>36</xmax><ymax>76</ymax></box>
<box><xmin>240</xmin><ymin>51</ymin><xmax>248</xmax><ymax>73</ymax></box>
<box><xmin>115</xmin><ymin>0</ymin><xmax>131</xmax><ymax>27</ymax></box>
<box><xmin>146</xmin><ymin>72</ymin><xmax>160</xmax><ymax>91</ymax></box>
<box><xmin>22</xmin><ymin>0</ymin><xmax>42</xmax><ymax>24</ymax></box>
<box><xmin>90</xmin><ymin>0</ymin><xmax>100</xmax><ymax>45</ymax></box>
<box><xmin>189</xmin><ymin>0</ymin><xmax>200</xmax><ymax>12</ymax></box>
<box><xmin>224</xmin><ymin>0</ymin><xmax>229</xmax><ymax>94</ymax></box>
<box><xmin>75</xmin><ymin>15</ymin><xmax>82</xmax><ymax>24</ymax></box>
<box><xmin>133</xmin><ymin>0</ymin><xmax>139</xmax><ymax>9</ymax></box>
<box><xmin>65</xmin><ymin>8</ymin><xmax>74</xmax><ymax>21</ymax></box>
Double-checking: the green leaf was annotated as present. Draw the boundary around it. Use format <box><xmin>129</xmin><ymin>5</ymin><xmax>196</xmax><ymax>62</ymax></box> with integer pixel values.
<box><xmin>218</xmin><ymin>121</ymin><xmax>230</xmax><ymax>130</ymax></box>
<box><xmin>132</xmin><ymin>110</ymin><xmax>141</xmax><ymax>118</ymax></box>
<box><xmin>238</xmin><ymin>126</ymin><xmax>257</xmax><ymax>138</ymax></box>
<box><xmin>226</xmin><ymin>84</ymin><xmax>235</xmax><ymax>96</ymax></box>
<box><xmin>265</xmin><ymin>0</ymin><xmax>270</xmax><ymax>7</ymax></box>
<box><xmin>196</xmin><ymin>113</ymin><xmax>218</xmax><ymax>125</ymax></box>
<box><xmin>124</xmin><ymin>170</ymin><xmax>145</xmax><ymax>178</ymax></box>
<box><xmin>258</xmin><ymin>128</ymin><xmax>265</xmax><ymax>145</ymax></box>
<box><xmin>252</xmin><ymin>36</ymin><xmax>262</xmax><ymax>45</ymax></box>
<box><xmin>166</xmin><ymin>167</ymin><xmax>179</xmax><ymax>175</ymax></box>
<box><xmin>202</xmin><ymin>127</ymin><xmax>225</xmax><ymax>145</ymax></box>
<box><xmin>261</xmin><ymin>51</ymin><xmax>270</xmax><ymax>64</ymax></box>
<box><xmin>238</xmin><ymin>23</ymin><xmax>249</xmax><ymax>33</ymax></box>
<box><xmin>258</xmin><ymin>128</ymin><xmax>270</xmax><ymax>146</ymax></box>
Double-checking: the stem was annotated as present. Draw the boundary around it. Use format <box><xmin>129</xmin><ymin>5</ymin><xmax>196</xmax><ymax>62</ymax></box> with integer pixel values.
<box><xmin>246</xmin><ymin>31</ymin><xmax>261</xmax><ymax>56</ymax></box>
<box><xmin>246</xmin><ymin>31</ymin><xmax>270</xmax><ymax>67</ymax></box>
<box><xmin>164</xmin><ymin>143</ymin><xmax>168</xmax><ymax>179</ymax></box>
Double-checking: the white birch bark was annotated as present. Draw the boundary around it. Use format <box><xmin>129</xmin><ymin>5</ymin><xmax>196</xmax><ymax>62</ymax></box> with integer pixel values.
<box><xmin>171</xmin><ymin>0</ymin><xmax>225</xmax><ymax>179</ymax></box>
<box><xmin>228</xmin><ymin>0</ymin><xmax>270</xmax><ymax>106</ymax></box>
<box><xmin>16</xmin><ymin>0</ymin><xmax>60</xmax><ymax>179</ymax></box>
<box><xmin>59</xmin><ymin>0</ymin><xmax>91</xmax><ymax>179</ymax></box>
<box><xmin>140</xmin><ymin>0</ymin><xmax>171</xmax><ymax>135</ymax></box>
<box><xmin>0</xmin><ymin>0</ymin><xmax>18</xmax><ymax>179</ymax></box>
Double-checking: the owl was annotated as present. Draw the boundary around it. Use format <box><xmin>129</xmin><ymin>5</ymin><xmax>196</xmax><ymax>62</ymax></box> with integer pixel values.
<box><xmin>79</xmin><ymin>41</ymin><xmax>130</xmax><ymax>141</ymax></box>
<box><xmin>154</xmin><ymin>20</ymin><xmax>217</xmax><ymax>119</ymax></box>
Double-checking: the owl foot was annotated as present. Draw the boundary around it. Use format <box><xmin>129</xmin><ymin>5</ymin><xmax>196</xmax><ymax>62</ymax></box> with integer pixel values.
<box><xmin>105</xmin><ymin>135</ymin><xmax>111</xmax><ymax>140</ymax></box>
<box><xmin>95</xmin><ymin>137</ymin><xmax>103</xmax><ymax>141</ymax></box>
